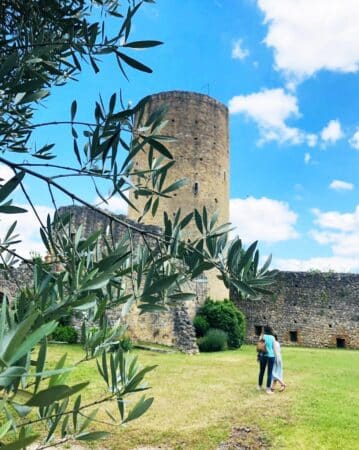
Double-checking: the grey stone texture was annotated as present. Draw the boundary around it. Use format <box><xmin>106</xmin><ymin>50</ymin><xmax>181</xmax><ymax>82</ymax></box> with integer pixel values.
<box><xmin>235</xmin><ymin>271</ymin><xmax>359</xmax><ymax>349</ymax></box>
<box><xmin>2</xmin><ymin>92</ymin><xmax>359</xmax><ymax>353</ymax></box>
<box><xmin>58</xmin><ymin>205</ymin><xmax>206</xmax><ymax>353</ymax></box>
<box><xmin>0</xmin><ymin>264</ymin><xmax>33</xmax><ymax>301</ymax></box>
<box><xmin>128</xmin><ymin>91</ymin><xmax>230</xmax><ymax>301</ymax></box>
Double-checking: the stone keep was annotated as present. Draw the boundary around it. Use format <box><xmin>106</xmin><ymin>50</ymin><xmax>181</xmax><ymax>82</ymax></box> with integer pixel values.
<box><xmin>128</xmin><ymin>91</ymin><xmax>230</xmax><ymax>300</ymax></box>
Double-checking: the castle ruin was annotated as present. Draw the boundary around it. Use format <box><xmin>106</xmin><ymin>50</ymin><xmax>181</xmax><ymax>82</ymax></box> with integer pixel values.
<box><xmin>1</xmin><ymin>91</ymin><xmax>358</xmax><ymax>351</ymax></box>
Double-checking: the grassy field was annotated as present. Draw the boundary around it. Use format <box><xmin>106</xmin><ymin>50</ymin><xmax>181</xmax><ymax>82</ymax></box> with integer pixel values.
<box><xmin>48</xmin><ymin>344</ymin><xmax>359</xmax><ymax>450</ymax></box>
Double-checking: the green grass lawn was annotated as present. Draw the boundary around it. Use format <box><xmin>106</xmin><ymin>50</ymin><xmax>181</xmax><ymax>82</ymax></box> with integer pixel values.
<box><xmin>48</xmin><ymin>344</ymin><xmax>359</xmax><ymax>449</ymax></box>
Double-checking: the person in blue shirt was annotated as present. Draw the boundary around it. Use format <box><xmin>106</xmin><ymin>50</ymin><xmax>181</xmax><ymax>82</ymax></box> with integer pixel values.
<box><xmin>257</xmin><ymin>325</ymin><xmax>276</xmax><ymax>394</ymax></box>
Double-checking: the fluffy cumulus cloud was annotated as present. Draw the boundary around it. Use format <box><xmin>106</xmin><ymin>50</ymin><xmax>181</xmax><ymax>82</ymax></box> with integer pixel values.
<box><xmin>257</xmin><ymin>0</ymin><xmax>359</xmax><ymax>81</ymax></box>
<box><xmin>0</xmin><ymin>205</ymin><xmax>54</xmax><ymax>259</ymax></box>
<box><xmin>228</xmin><ymin>88</ymin><xmax>304</xmax><ymax>144</ymax></box>
<box><xmin>329</xmin><ymin>180</ymin><xmax>354</xmax><ymax>191</ymax></box>
<box><xmin>309</xmin><ymin>205</ymin><xmax>359</xmax><ymax>258</ymax></box>
<box><xmin>276</xmin><ymin>205</ymin><xmax>359</xmax><ymax>272</ymax></box>
<box><xmin>231</xmin><ymin>39</ymin><xmax>249</xmax><ymax>60</ymax></box>
<box><xmin>230</xmin><ymin>196</ymin><xmax>299</xmax><ymax>243</ymax></box>
<box><xmin>349</xmin><ymin>129</ymin><xmax>359</xmax><ymax>149</ymax></box>
<box><xmin>320</xmin><ymin>119</ymin><xmax>344</xmax><ymax>144</ymax></box>
<box><xmin>93</xmin><ymin>194</ymin><xmax>128</xmax><ymax>215</ymax></box>
<box><xmin>304</xmin><ymin>152</ymin><xmax>311</xmax><ymax>164</ymax></box>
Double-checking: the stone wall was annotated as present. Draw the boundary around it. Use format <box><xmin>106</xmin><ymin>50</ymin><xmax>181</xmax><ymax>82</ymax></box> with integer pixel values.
<box><xmin>0</xmin><ymin>206</ymin><xmax>207</xmax><ymax>353</ymax></box>
<box><xmin>234</xmin><ymin>271</ymin><xmax>359</xmax><ymax>349</ymax></box>
<box><xmin>59</xmin><ymin>205</ymin><xmax>208</xmax><ymax>352</ymax></box>
<box><xmin>0</xmin><ymin>264</ymin><xmax>33</xmax><ymax>301</ymax></box>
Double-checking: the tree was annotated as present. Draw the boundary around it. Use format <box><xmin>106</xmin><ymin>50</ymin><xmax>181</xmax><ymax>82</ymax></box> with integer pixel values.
<box><xmin>0</xmin><ymin>1</ymin><xmax>277</xmax><ymax>448</ymax></box>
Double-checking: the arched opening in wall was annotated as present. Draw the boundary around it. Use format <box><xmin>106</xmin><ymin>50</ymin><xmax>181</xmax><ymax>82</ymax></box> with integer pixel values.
<box><xmin>254</xmin><ymin>325</ymin><xmax>262</xmax><ymax>337</ymax></box>
<box><xmin>336</xmin><ymin>337</ymin><xmax>346</xmax><ymax>348</ymax></box>
<box><xmin>289</xmin><ymin>331</ymin><xmax>298</xmax><ymax>342</ymax></box>
<box><xmin>193</xmin><ymin>182</ymin><xmax>199</xmax><ymax>196</ymax></box>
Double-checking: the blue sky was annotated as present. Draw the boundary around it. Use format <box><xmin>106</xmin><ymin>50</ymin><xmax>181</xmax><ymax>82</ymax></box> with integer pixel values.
<box><xmin>3</xmin><ymin>0</ymin><xmax>359</xmax><ymax>272</ymax></box>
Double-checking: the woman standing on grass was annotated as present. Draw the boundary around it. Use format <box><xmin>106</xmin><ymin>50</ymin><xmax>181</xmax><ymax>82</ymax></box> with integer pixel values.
<box><xmin>271</xmin><ymin>334</ymin><xmax>286</xmax><ymax>392</ymax></box>
<box><xmin>257</xmin><ymin>326</ymin><xmax>276</xmax><ymax>394</ymax></box>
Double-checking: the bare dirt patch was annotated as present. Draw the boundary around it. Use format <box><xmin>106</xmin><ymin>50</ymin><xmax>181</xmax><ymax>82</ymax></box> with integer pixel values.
<box><xmin>217</xmin><ymin>426</ymin><xmax>269</xmax><ymax>450</ymax></box>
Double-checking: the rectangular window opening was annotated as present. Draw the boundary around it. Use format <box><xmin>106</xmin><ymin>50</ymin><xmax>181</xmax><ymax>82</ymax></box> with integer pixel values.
<box><xmin>289</xmin><ymin>331</ymin><xmax>298</xmax><ymax>342</ymax></box>
<box><xmin>336</xmin><ymin>337</ymin><xmax>346</xmax><ymax>348</ymax></box>
<box><xmin>254</xmin><ymin>325</ymin><xmax>262</xmax><ymax>337</ymax></box>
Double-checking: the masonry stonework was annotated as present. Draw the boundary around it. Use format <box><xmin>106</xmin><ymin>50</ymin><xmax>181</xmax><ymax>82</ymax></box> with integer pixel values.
<box><xmin>235</xmin><ymin>271</ymin><xmax>359</xmax><ymax>349</ymax></box>
<box><xmin>128</xmin><ymin>91</ymin><xmax>230</xmax><ymax>301</ymax></box>
<box><xmin>58</xmin><ymin>205</ymin><xmax>207</xmax><ymax>353</ymax></box>
<box><xmin>2</xmin><ymin>91</ymin><xmax>359</xmax><ymax>353</ymax></box>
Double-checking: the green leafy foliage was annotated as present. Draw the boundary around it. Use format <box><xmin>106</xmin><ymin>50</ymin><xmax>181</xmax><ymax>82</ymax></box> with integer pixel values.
<box><xmin>219</xmin><ymin>238</ymin><xmax>278</xmax><ymax>300</ymax></box>
<box><xmin>0</xmin><ymin>0</ymin><xmax>277</xmax><ymax>447</ymax></box>
<box><xmin>120</xmin><ymin>335</ymin><xmax>134</xmax><ymax>352</ymax></box>
<box><xmin>197</xmin><ymin>328</ymin><xmax>228</xmax><ymax>352</ymax></box>
<box><xmin>196</xmin><ymin>299</ymin><xmax>246</xmax><ymax>349</ymax></box>
<box><xmin>52</xmin><ymin>325</ymin><xmax>78</xmax><ymax>344</ymax></box>
<box><xmin>193</xmin><ymin>315</ymin><xmax>210</xmax><ymax>338</ymax></box>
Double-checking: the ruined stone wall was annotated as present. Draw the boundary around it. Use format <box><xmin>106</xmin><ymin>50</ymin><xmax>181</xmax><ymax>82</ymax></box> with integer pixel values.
<box><xmin>128</xmin><ymin>91</ymin><xmax>230</xmax><ymax>301</ymax></box>
<box><xmin>0</xmin><ymin>264</ymin><xmax>33</xmax><ymax>301</ymax></box>
<box><xmin>234</xmin><ymin>271</ymin><xmax>359</xmax><ymax>349</ymax></box>
<box><xmin>59</xmin><ymin>205</ymin><xmax>207</xmax><ymax>352</ymax></box>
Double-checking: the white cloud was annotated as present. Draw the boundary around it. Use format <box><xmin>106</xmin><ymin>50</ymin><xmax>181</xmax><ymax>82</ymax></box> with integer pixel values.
<box><xmin>306</xmin><ymin>134</ymin><xmax>317</xmax><ymax>148</ymax></box>
<box><xmin>304</xmin><ymin>153</ymin><xmax>311</xmax><ymax>164</ymax></box>
<box><xmin>230</xmin><ymin>196</ymin><xmax>299</xmax><ymax>243</ymax></box>
<box><xmin>0</xmin><ymin>205</ymin><xmax>54</xmax><ymax>259</ymax></box>
<box><xmin>257</xmin><ymin>0</ymin><xmax>359</xmax><ymax>82</ymax></box>
<box><xmin>93</xmin><ymin>194</ymin><xmax>128</xmax><ymax>215</ymax></box>
<box><xmin>275</xmin><ymin>205</ymin><xmax>359</xmax><ymax>272</ymax></box>
<box><xmin>228</xmin><ymin>88</ymin><xmax>304</xmax><ymax>144</ymax></box>
<box><xmin>320</xmin><ymin>119</ymin><xmax>344</xmax><ymax>144</ymax></box>
<box><xmin>309</xmin><ymin>206</ymin><xmax>359</xmax><ymax>259</ymax></box>
<box><xmin>329</xmin><ymin>180</ymin><xmax>354</xmax><ymax>191</ymax></box>
<box><xmin>0</xmin><ymin>164</ymin><xmax>14</xmax><ymax>183</ymax></box>
<box><xmin>231</xmin><ymin>39</ymin><xmax>249</xmax><ymax>60</ymax></box>
<box><xmin>275</xmin><ymin>256</ymin><xmax>359</xmax><ymax>272</ymax></box>
<box><xmin>311</xmin><ymin>207</ymin><xmax>359</xmax><ymax>232</ymax></box>
<box><xmin>349</xmin><ymin>129</ymin><xmax>359</xmax><ymax>149</ymax></box>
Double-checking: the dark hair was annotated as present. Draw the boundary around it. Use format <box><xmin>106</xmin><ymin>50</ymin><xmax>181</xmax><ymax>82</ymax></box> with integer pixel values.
<box><xmin>263</xmin><ymin>325</ymin><xmax>273</xmax><ymax>335</ymax></box>
<box><xmin>274</xmin><ymin>334</ymin><xmax>278</xmax><ymax>341</ymax></box>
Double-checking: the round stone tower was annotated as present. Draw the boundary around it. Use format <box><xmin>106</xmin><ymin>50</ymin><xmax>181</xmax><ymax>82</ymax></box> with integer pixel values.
<box><xmin>128</xmin><ymin>91</ymin><xmax>230</xmax><ymax>300</ymax></box>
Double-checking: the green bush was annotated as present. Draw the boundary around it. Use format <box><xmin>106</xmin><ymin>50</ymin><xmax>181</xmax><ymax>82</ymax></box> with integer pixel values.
<box><xmin>52</xmin><ymin>325</ymin><xmax>78</xmax><ymax>344</ymax></box>
<box><xmin>198</xmin><ymin>328</ymin><xmax>228</xmax><ymax>352</ymax></box>
<box><xmin>120</xmin><ymin>335</ymin><xmax>134</xmax><ymax>352</ymax></box>
<box><xmin>193</xmin><ymin>315</ymin><xmax>209</xmax><ymax>337</ymax></box>
<box><xmin>109</xmin><ymin>335</ymin><xmax>134</xmax><ymax>352</ymax></box>
<box><xmin>196</xmin><ymin>299</ymin><xmax>246</xmax><ymax>349</ymax></box>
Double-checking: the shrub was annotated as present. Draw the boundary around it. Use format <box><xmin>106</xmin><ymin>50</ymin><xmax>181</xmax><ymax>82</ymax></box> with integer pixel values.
<box><xmin>197</xmin><ymin>299</ymin><xmax>246</xmax><ymax>349</ymax></box>
<box><xmin>52</xmin><ymin>325</ymin><xmax>78</xmax><ymax>344</ymax></box>
<box><xmin>198</xmin><ymin>328</ymin><xmax>228</xmax><ymax>352</ymax></box>
<box><xmin>109</xmin><ymin>335</ymin><xmax>134</xmax><ymax>352</ymax></box>
<box><xmin>193</xmin><ymin>315</ymin><xmax>209</xmax><ymax>337</ymax></box>
<box><xmin>120</xmin><ymin>335</ymin><xmax>134</xmax><ymax>352</ymax></box>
